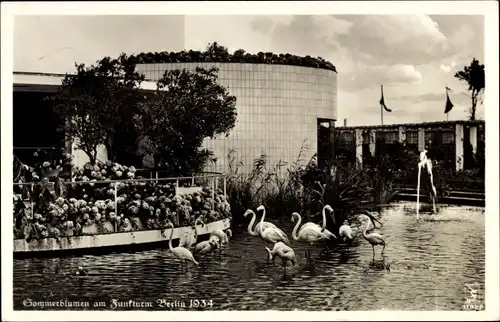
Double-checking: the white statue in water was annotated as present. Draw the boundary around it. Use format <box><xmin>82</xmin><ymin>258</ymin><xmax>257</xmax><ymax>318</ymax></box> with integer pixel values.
<box><xmin>416</xmin><ymin>149</ymin><xmax>438</xmax><ymax>220</ymax></box>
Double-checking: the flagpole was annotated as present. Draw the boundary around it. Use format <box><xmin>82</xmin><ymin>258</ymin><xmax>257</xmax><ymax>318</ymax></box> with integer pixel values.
<box><xmin>381</xmin><ymin>102</ymin><xmax>383</xmax><ymax>125</ymax></box>
<box><xmin>445</xmin><ymin>86</ymin><xmax>452</xmax><ymax>121</ymax></box>
<box><xmin>380</xmin><ymin>85</ymin><xmax>384</xmax><ymax>125</ymax></box>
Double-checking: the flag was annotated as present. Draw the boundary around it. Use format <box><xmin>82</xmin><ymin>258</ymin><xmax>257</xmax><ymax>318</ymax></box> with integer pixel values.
<box><xmin>380</xmin><ymin>85</ymin><xmax>392</xmax><ymax>112</ymax></box>
<box><xmin>444</xmin><ymin>87</ymin><xmax>454</xmax><ymax>114</ymax></box>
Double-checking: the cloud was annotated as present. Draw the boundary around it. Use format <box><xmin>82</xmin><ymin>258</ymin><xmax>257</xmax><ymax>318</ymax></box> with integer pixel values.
<box><xmin>245</xmin><ymin>15</ymin><xmax>353</xmax><ymax>60</ymax></box>
<box><xmin>341</xmin><ymin>64</ymin><xmax>422</xmax><ymax>91</ymax></box>
<box><xmin>439</xmin><ymin>61</ymin><xmax>456</xmax><ymax>74</ymax></box>
<box><xmin>334</xmin><ymin>15</ymin><xmax>452</xmax><ymax>65</ymax></box>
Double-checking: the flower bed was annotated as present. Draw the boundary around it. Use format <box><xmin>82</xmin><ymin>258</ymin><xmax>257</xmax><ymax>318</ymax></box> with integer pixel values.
<box><xmin>13</xmin><ymin>160</ymin><xmax>231</xmax><ymax>242</ymax></box>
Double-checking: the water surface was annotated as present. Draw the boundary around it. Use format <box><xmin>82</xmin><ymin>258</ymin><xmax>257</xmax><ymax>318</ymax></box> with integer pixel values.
<box><xmin>13</xmin><ymin>201</ymin><xmax>485</xmax><ymax>311</ymax></box>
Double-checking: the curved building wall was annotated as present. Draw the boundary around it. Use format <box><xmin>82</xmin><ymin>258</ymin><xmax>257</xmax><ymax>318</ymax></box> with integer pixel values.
<box><xmin>136</xmin><ymin>63</ymin><xmax>338</xmax><ymax>173</ymax></box>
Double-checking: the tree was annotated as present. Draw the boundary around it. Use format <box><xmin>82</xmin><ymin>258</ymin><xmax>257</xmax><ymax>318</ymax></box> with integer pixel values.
<box><xmin>454</xmin><ymin>58</ymin><xmax>485</xmax><ymax>121</ymax></box>
<box><xmin>134</xmin><ymin>67</ymin><xmax>237</xmax><ymax>175</ymax></box>
<box><xmin>48</xmin><ymin>54</ymin><xmax>146</xmax><ymax>165</ymax></box>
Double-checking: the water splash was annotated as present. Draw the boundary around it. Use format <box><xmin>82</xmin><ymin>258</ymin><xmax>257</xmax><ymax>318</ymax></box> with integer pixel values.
<box><xmin>416</xmin><ymin>150</ymin><xmax>438</xmax><ymax>220</ymax></box>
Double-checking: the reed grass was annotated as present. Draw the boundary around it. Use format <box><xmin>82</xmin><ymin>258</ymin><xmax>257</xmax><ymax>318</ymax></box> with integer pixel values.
<box><xmin>225</xmin><ymin>140</ymin><xmax>457</xmax><ymax>232</ymax></box>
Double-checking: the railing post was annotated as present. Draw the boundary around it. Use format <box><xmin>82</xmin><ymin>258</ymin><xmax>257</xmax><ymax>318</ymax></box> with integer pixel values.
<box><xmin>223</xmin><ymin>175</ymin><xmax>227</xmax><ymax>197</ymax></box>
<box><xmin>155</xmin><ymin>172</ymin><xmax>159</xmax><ymax>183</ymax></box>
<box><xmin>176</xmin><ymin>179</ymin><xmax>179</xmax><ymax>188</ymax></box>
<box><xmin>114</xmin><ymin>182</ymin><xmax>118</xmax><ymax>232</ymax></box>
<box><xmin>455</xmin><ymin>123</ymin><xmax>464</xmax><ymax>171</ymax></box>
<box><xmin>211</xmin><ymin>177</ymin><xmax>215</xmax><ymax>210</ymax></box>
<box><xmin>30</xmin><ymin>183</ymin><xmax>34</xmax><ymax>217</ymax></box>
<box><xmin>191</xmin><ymin>175</ymin><xmax>195</xmax><ymax>186</ymax></box>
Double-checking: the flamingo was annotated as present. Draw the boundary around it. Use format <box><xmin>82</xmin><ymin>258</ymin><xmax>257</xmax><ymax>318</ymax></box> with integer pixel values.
<box><xmin>302</xmin><ymin>205</ymin><xmax>334</xmax><ymax>232</ymax></box>
<box><xmin>362</xmin><ymin>215</ymin><xmax>386</xmax><ymax>259</ymax></box>
<box><xmin>257</xmin><ymin>206</ymin><xmax>290</xmax><ymax>248</ymax></box>
<box><xmin>210</xmin><ymin>228</ymin><xmax>232</xmax><ymax>244</ymax></box>
<box><xmin>243</xmin><ymin>208</ymin><xmax>277</xmax><ymax>237</ymax></box>
<box><xmin>291</xmin><ymin>212</ymin><xmax>336</xmax><ymax>262</ymax></box>
<box><xmin>179</xmin><ymin>216</ymin><xmax>204</xmax><ymax>250</ymax></box>
<box><xmin>194</xmin><ymin>236</ymin><xmax>220</xmax><ymax>263</ymax></box>
<box><xmin>166</xmin><ymin>220</ymin><xmax>198</xmax><ymax>271</ymax></box>
<box><xmin>210</xmin><ymin>228</ymin><xmax>232</xmax><ymax>254</ymax></box>
<box><xmin>266</xmin><ymin>241</ymin><xmax>297</xmax><ymax>268</ymax></box>
<box><xmin>339</xmin><ymin>220</ymin><xmax>355</xmax><ymax>241</ymax></box>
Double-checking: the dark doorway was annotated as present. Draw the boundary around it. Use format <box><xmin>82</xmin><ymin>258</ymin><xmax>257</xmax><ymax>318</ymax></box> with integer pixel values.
<box><xmin>317</xmin><ymin>118</ymin><xmax>335</xmax><ymax>170</ymax></box>
<box><xmin>13</xmin><ymin>90</ymin><xmax>64</xmax><ymax>165</ymax></box>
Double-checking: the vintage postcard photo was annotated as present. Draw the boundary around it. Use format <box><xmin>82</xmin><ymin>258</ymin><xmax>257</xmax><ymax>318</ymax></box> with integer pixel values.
<box><xmin>1</xmin><ymin>1</ymin><xmax>499</xmax><ymax>321</ymax></box>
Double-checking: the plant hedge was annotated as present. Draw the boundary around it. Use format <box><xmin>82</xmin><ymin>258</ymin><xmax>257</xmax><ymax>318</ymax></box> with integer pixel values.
<box><xmin>127</xmin><ymin>42</ymin><xmax>337</xmax><ymax>73</ymax></box>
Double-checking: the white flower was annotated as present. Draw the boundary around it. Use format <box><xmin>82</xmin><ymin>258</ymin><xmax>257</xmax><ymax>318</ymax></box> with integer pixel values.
<box><xmin>56</xmin><ymin>197</ymin><xmax>65</xmax><ymax>206</ymax></box>
<box><xmin>115</xmin><ymin>171</ymin><xmax>123</xmax><ymax>177</ymax></box>
<box><xmin>42</xmin><ymin>161</ymin><xmax>51</xmax><ymax>168</ymax></box>
<box><xmin>91</xmin><ymin>206</ymin><xmax>98</xmax><ymax>213</ymax></box>
<box><xmin>128</xmin><ymin>166</ymin><xmax>136</xmax><ymax>173</ymax></box>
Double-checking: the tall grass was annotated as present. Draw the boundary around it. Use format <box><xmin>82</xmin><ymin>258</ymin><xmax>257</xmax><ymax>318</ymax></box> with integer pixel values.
<box><xmin>225</xmin><ymin>139</ymin><xmax>380</xmax><ymax>230</ymax></box>
<box><xmin>225</xmin><ymin>140</ymin><xmax>311</xmax><ymax>225</ymax></box>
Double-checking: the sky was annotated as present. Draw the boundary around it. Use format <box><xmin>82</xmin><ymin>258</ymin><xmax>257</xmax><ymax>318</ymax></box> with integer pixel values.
<box><xmin>13</xmin><ymin>14</ymin><xmax>485</xmax><ymax>126</ymax></box>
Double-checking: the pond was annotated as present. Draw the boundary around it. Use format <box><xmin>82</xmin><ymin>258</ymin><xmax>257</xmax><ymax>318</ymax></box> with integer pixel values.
<box><xmin>13</xmin><ymin>201</ymin><xmax>485</xmax><ymax>311</ymax></box>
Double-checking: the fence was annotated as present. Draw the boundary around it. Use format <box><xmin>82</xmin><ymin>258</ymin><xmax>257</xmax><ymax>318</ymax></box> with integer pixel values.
<box><xmin>13</xmin><ymin>172</ymin><xmax>228</xmax><ymax>232</ymax></box>
<box><xmin>334</xmin><ymin>120</ymin><xmax>485</xmax><ymax>173</ymax></box>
